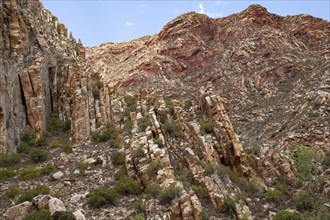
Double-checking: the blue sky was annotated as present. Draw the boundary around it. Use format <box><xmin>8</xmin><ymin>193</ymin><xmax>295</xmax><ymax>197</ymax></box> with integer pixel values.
<box><xmin>41</xmin><ymin>1</ymin><xmax>330</xmax><ymax>46</ymax></box>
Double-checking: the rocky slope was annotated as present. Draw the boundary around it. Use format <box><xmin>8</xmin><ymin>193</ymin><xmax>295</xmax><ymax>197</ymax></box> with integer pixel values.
<box><xmin>0</xmin><ymin>1</ymin><xmax>329</xmax><ymax>220</ymax></box>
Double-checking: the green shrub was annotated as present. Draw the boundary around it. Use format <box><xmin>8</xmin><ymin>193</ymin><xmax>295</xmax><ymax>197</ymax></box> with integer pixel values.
<box><xmin>146</xmin><ymin>161</ymin><xmax>161</xmax><ymax>178</ymax></box>
<box><xmin>198</xmin><ymin>118</ymin><xmax>214</xmax><ymax>135</ymax></box>
<box><xmin>19</xmin><ymin>165</ymin><xmax>41</xmax><ymax>180</ymax></box>
<box><xmin>0</xmin><ymin>168</ymin><xmax>16</xmax><ymax>180</ymax></box>
<box><xmin>91</xmin><ymin>122</ymin><xmax>120</xmax><ymax>144</ymax></box>
<box><xmin>153</xmin><ymin>138</ymin><xmax>163</xmax><ymax>147</ymax></box>
<box><xmin>135</xmin><ymin>147</ymin><xmax>145</xmax><ymax>159</ymax></box>
<box><xmin>92</xmin><ymin>87</ymin><xmax>100</xmax><ymax>100</ymax></box>
<box><xmin>30</xmin><ymin>150</ymin><xmax>48</xmax><ymax>163</ymax></box>
<box><xmin>204</xmin><ymin>163</ymin><xmax>215</xmax><ymax>175</ymax></box>
<box><xmin>51</xmin><ymin>140</ymin><xmax>62</xmax><ymax>148</ymax></box>
<box><xmin>183</xmin><ymin>100</ymin><xmax>193</xmax><ymax>110</ymax></box>
<box><xmin>289</xmin><ymin>143</ymin><xmax>325</xmax><ymax>181</ymax></box>
<box><xmin>273</xmin><ymin>210</ymin><xmax>298</xmax><ymax>220</ymax></box>
<box><xmin>124</xmin><ymin>95</ymin><xmax>137</xmax><ymax>112</ymax></box>
<box><xmin>293</xmin><ymin>190</ymin><xmax>315</xmax><ymax>211</ymax></box>
<box><xmin>114</xmin><ymin>165</ymin><xmax>128</xmax><ymax>180</ymax></box>
<box><xmin>75</xmin><ymin>161</ymin><xmax>89</xmax><ymax>174</ymax></box>
<box><xmin>24</xmin><ymin>209</ymin><xmax>52</xmax><ymax>220</ymax></box>
<box><xmin>35</xmin><ymin>136</ymin><xmax>47</xmax><ymax>147</ymax></box>
<box><xmin>111</xmin><ymin>151</ymin><xmax>125</xmax><ymax>166</ymax></box>
<box><xmin>222</xmin><ymin>197</ymin><xmax>235</xmax><ymax>214</ymax></box>
<box><xmin>62</xmin><ymin>144</ymin><xmax>73</xmax><ymax>154</ymax></box>
<box><xmin>138</xmin><ymin>116</ymin><xmax>151</xmax><ymax>131</ymax></box>
<box><xmin>41</xmin><ymin>163</ymin><xmax>56</xmax><ymax>175</ymax></box>
<box><xmin>21</xmin><ymin>130</ymin><xmax>37</xmax><ymax>143</ymax></box>
<box><xmin>5</xmin><ymin>184</ymin><xmax>20</xmax><ymax>198</ymax></box>
<box><xmin>17</xmin><ymin>185</ymin><xmax>50</xmax><ymax>203</ymax></box>
<box><xmin>115</xmin><ymin>177</ymin><xmax>140</xmax><ymax>195</ymax></box>
<box><xmin>133</xmin><ymin>214</ymin><xmax>145</xmax><ymax>220</ymax></box>
<box><xmin>54</xmin><ymin>211</ymin><xmax>76</xmax><ymax>220</ymax></box>
<box><xmin>164</xmin><ymin>120</ymin><xmax>182</xmax><ymax>138</ymax></box>
<box><xmin>266</xmin><ymin>189</ymin><xmax>284</xmax><ymax>204</ymax></box>
<box><xmin>47</xmin><ymin>112</ymin><xmax>71</xmax><ymax>135</ymax></box>
<box><xmin>158</xmin><ymin>184</ymin><xmax>181</xmax><ymax>205</ymax></box>
<box><xmin>132</xmin><ymin>199</ymin><xmax>144</xmax><ymax>213</ymax></box>
<box><xmin>0</xmin><ymin>153</ymin><xmax>21</xmax><ymax>167</ymax></box>
<box><xmin>165</xmin><ymin>99</ymin><xmax>175</xmax><ymax>115</ymax></box>
<box><xmin>18</xmin><ymin>141</ymin><xmax>32</xmax><ymax>154</ymax></box>
<box><xmin>145</xmin><ymin>182</ymin><xmax>161</xmax><ymax>198</ymax></box>
<box><xmin>87</xmin><ymin>187</ymin><xmax>119</xmax><ymax>208</ymax></box>
<box><xmin>192</xmin><ymin>185</ymin><xmax>208</xmax><ymax>200</ymax></box>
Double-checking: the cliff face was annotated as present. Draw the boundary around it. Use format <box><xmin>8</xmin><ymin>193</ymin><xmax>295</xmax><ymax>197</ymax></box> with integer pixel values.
<box><xmin>0</xmin><ymin>0</ymin><xmax>92</xmax><ymax>152</ymax></box>
<box><xmin>86</xmin><ymin>5</ymin><xmax>330</xmax><ymax>154</ymax></box>
<box><xmin>0</xmin><ymin>1</ymin><xmax>329</xmax><ymax>220</ymax></box>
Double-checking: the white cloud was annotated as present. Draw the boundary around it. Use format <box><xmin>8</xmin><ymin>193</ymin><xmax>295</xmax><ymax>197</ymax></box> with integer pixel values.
<box><xmin>125</xmin><ymin>21</ymin><xmax>133</xmax><ymax>27</ymax></box>
<box><xmin>199</xmin><ymin>3</ymin><xmax>206</xmax><ymax>14</ymax></box>
<box><xmin>197</xmin><ymin>3</ymin><xmax>222</xmax><ymax>18</ymax></box>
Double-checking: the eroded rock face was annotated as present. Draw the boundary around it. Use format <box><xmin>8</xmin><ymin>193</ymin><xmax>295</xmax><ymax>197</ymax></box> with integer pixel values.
<box><xmin>0</xmin><ymin>2</ymin><xmax>328</xmax><ymax>220</ymax></box>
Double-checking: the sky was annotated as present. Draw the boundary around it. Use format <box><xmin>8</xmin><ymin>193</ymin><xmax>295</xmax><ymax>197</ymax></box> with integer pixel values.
<box><xmin>41</xmin><ymin>0</ymin><xmax>330</xmax><ymax>47</ymax></box>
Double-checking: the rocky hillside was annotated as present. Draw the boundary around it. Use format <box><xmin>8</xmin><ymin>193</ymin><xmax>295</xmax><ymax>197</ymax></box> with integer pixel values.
<box><xmin>0</xmin><ymin>1</ymin><xmax>329</xmax><ymax>220</ymax></box>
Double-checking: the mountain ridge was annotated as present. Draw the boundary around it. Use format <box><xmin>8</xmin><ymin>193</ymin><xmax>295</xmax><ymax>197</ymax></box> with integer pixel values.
<box><xmin>0</xmin><ymin>1</ymin><xmax>329</xmax><ymax>219</ymax></box>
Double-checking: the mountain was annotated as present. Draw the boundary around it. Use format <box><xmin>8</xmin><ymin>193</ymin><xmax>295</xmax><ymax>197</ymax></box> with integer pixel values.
<box><xmin>0</xmin><ymin>1</ymin><xmax>329</xmax><ymax>220</ymax></box>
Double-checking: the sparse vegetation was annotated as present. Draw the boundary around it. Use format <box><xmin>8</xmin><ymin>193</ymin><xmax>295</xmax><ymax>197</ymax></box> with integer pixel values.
<box><xmin>137</xmin><ymin>116</ymin><xmax>151</xmax><ymax>131</ymax></box>
<box><xmin>91</xmin><ymin>122</ymin><xmax>121</xmax><ymax>147</ymax></box>
<box><xmin>17</xmin><ymin>185</ymin><xmax>50</xmax><ymax>203</ymax></box>
<box><xmin>133</xmin><ymin>214</ymin><xmax>145</xmax><ymax>220</ymax></box>
<box><xmin>51</xmin><ymin>140</ymin><xmax>62</xmax><ymax>148</ymax></box>
<box><xmin>198</xmin><ymin>118</ymin><xmax>214</xmax><ymax>135</ymax></box>
<box><xmin>293</xmin><ymin>189</ymin><xmax>315</xmax><ymax>211</ymax></box>
<box><xmin>145</xmin><ymin>182</ymin><xmax>161</xmax><ymax>198</ymax></box>
<box><xmin>124</xmin><ymin>95</ymin><xmax>137</xmax><ymax>112</ymax></box>
<box><xmin>164</xmin><ymin>119</ymin><xmax>182</xmax><ymax>138</ymax></box>
<box><xmin>183</xmin><ymin>99</ymin><xmax>193</xmax><ymax>110</ymax></box>
<box><xmin>24</xmin><ymin>209</ymin><xmax>52</xmax><ymax>220</ymax></box>
<box><xmin>114</xmin><ymin>177</ymin><xmax>140</xmax><ymax>195</ymax></box>
<box><xmin>110</xmin><ymin>151</ymin><xmax>125</xmax><ymax>166</ymax></box>
<box><xmin>47</xmin><ymin>112</ymin><xmax>71</xmax><ymax>135</ymax></box>
<box><xmin>75</xmin><ymin>161</ymin><xmax>89</xmax><ymax>175</ymax></box>
<box><xmin>192</xmin><ymin>185</ymin><xmax>208</xmax><ymax>200</ymax></box>
<box><xmin>165</xmin><ymin>99</ymin><xmax>175</xmax><ymax>115</ymax></box>
<box><xmin>132</xmin><ymin>199</ymin><xmax>144</xmax><ymax>213</ymax></box>
<box><xmin>62</xmin><ymin>144</ymin><xmax>73</xmax><ymax>154</ymax></box>
<box><xmin>135</xmin><ymin>147</ymin><xmax>145</xmax><ymax>159</ymax></box>
<box><xmin>0</xmin><ymin>153</ymin><xmax>21</xmax><ymax>167</ymax></box>
<box><xmin>30</xmin><ymin>149</ymin><xmax>48</xmax><ymax>163</ymax></box>
<box><xmin>87</xmin><ymin>187</ymin><xmax>119</xmax><ymax>208</ymax></box>
<box><xmin>266</xmin><ymin>188</ymin><xmax>284</xmax><ymax>204</ymax></box>
<box><xmin>55</xmin><ymin>211</ymin><xmax>76</xmax><ymax>220</ymax></box>
<box><xmin>5</xmin><ymin>184</ymin><xmax>20</xmax><ymax>198</ymax></box>
<box><xmin>0</xmin><ymin>168</ymin><xmax>16</xmax><ymax>180</ymax></box>
<box><xmin>146</xmin><ymin>160</ymin><xmax>161</xmax><ymax>178</ymax></box>
<box><xmin>114</xmin><ymin>165</ymin><xmax>128</xmax><ymax>180</ymax></box>
<box><xmin>273</xmin><ymin>210</ymin><xmax>298</xmax><ymax>220</ymax></box>
<box><xmin>289</xmin><ymin>143</ymin><xmax>324</xmax><ymax>181</ymax></box>
<box><xmin>158</xmin><ymin>184</ymin><xmax>181</xmax><ymax>205</ymax></box>
<box><xmin>204</xmin><ymin>163</ymin><xmax>215</xmax><ymax>175</ymax></box>
<box><xmin>41</xmin><ymin>163</ymin><xmax>56</xmax><ymax>175</ymax></box>
<box><xmin>222</xmin><ymin>197</ymin><xmax>235</xmax><ymax>215</ymax></box>
<box><xmin>18</xmin><ymin>165</ymin><xmax>41</xmax><ymax>180</ymax></box>
<box><xmin>153</xmin><ymin>138</ymin><xmax>163</xmax><ymax>147</ymax></box>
